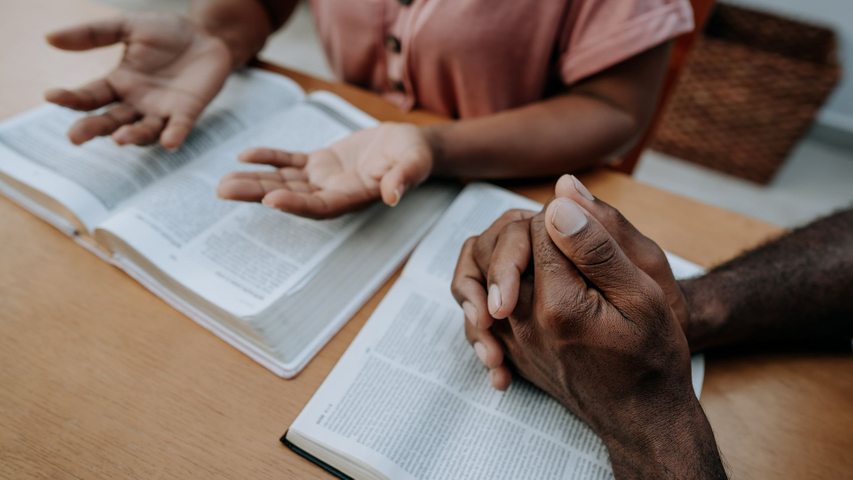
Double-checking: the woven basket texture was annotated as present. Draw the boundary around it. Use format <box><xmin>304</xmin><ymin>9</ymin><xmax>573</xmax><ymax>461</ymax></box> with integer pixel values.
<box><xmin>650</xmin><ymin>4</ymin><xmax>841</xmax><ymax>184</ymax></box>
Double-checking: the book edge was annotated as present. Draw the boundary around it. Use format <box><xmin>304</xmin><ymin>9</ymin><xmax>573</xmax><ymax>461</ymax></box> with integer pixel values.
<box><xmin>281</xmin><ymin>430</ymin><xmax>354</xmax><ymax>480</ymax></box>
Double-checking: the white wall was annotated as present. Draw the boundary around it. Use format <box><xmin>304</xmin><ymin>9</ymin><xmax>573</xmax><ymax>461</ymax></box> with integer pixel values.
<box><xmin>725</xmin><ymin>0</ymin><xmax>853</xmax><ymax>134</ymax></box>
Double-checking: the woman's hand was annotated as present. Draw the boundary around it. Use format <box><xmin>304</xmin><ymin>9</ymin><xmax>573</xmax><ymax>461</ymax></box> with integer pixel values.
<box><xmin>45</xmin><ymin>12</ymin><xmax>232</xmax><ymax>150</ymax></box>
<box><xmin>216</xmin><ymin>123</ymin><xmax>434</xmax><ymax>219</ymax></box>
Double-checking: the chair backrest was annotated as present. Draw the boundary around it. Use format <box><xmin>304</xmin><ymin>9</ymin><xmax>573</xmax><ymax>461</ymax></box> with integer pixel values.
<box><xmin>611</xmin><ymin>0</ymin><xmax>716</xmax><ymax>174</ymax></box>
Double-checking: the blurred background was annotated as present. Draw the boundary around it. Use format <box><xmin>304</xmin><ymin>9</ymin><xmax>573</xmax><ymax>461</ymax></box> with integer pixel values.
<box><xmin>97</xmin><ymin>0</ymin><xmax>853</xmax><ymax>228</ymax></box>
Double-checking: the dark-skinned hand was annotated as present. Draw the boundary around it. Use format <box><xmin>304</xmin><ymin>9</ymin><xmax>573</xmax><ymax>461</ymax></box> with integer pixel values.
<box><xmin>452</xmin><ymin>180</ymin><xmax>725</xmax><ymax>478</ymax></box>
<box><xmin>451</xmin><ymin>174</ymin><xmax>691</xmax><ymax>389</ymax></box>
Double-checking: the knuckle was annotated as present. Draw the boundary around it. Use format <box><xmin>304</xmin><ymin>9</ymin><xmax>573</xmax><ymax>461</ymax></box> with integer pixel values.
<box><xmin>623</xmin><ymin>281</ymin><xmax>671</xmax><ymax>326</ymax></box>
<box><xmin>642</xmin><ymin>284</ymin><xmax>671</xmax><ymax>318</ymax></box>
<box><xmin>530</xmin><ymin>211</ymin><xmax>547</xmax><ymax>233</ymax></box>
<box><xmin>607</xmin><ymin>206</ymin><xmax>634</xmax><ymax>232</ymax></box>
<box><xmin>573</xmin><ymin>294</ymin><xmax>602</xmax><ymax>322</ymax></box>
<box><xmin>470</xmin><ymin>236</ymin><xmax>488</xmax><ymax>258</ymax></box>
<box><xmin>450</xmin><ymin>278</ymin><xmax>478</xmax><ymax>305</ymax></box>
<box><xmin>461</xmin><ymin>236</ymin><xmax>477</xmax><ymax>255</ymax></box>
<box><xmin>501</xmin><ymin>209</ymin><xmax>525</xmax><ymax>222</ymax></box>
<box><xmin>464</xmin><ymin>323</ymin><xmax>476</xmax><ymax>344</ymax></box>
<box><xmin>449</xmin><ymin>277</ymin><xmax>462</xmax><ymax>298</ymax></box>
<box><xmin>637</xmin><ymin>240</ymin><xmax>666</xmax><ymax>267</ymax></box>
<box><xmin>472</xmin><ymin>239</ymin><xmax>492</xmax><ymax>270</ymax></box>
<box><xmin>503</xmin><ymin>221</ymin><xmax>533</xmax><ymax>257</ymax></box>
<box><xmin>538</xmin><ymin>305</ymin><xmax>564</xmax><ymax>333</ymax></box>
<box><xmin>539</xmin><ymin>288</ymin><xmax>592</xmax><ymax>333</ymax></box>
<box><xmin>499</xmin><ymin>221</ymin><xmax>516</xmax><ymax>238</ymax></box>
<box><xmin>506</xmin><ymin>218</ymin><xmax>531</xmax><ymax>238</ymax></box>
<box><xmin>573</xmin><ymin>228</ymin><xmax>619</xmax><ymax>270</ymax></box>
<box><xmin>536</xmin><ymin>294</ymin><xmax>570</xmax><ymax>332</ymax></box>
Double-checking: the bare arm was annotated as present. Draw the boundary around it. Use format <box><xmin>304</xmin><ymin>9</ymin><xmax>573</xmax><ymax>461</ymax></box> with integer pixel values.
<box><xmin>682</xmin><ymin>207</ymin><xmax>853</xmax><ymax>351</ymax></box>
<box><xmin>189</xmin><ymin>0</ymin><xmax>299</xmax><ymax>68</ymax></box>
<box><xmin>428</xmin><ymin>41</ymin><xmax>672</xmax><ymax>178</ymax></box>
<box><xmin>217</xmin><ymin>40</ymin><xmax>674</xmax><ymax>218</ymax></box>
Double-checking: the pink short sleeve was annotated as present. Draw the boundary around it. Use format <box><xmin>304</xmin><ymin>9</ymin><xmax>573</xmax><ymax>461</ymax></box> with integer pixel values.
<box><xmin>559</xmin><ymin>0</ymin><xmax>694</xmax><ymax>85</ymax></box>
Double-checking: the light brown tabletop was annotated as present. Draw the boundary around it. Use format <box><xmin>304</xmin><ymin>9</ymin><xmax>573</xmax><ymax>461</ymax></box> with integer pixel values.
<box><xmin>1</xmin><ymin>1</ymin><xmax>850</xmax><ymax>478</ymax></box>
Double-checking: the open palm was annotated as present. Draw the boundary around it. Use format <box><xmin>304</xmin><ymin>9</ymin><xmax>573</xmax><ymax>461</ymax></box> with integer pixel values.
<box><xmin>216</xmin><ymin>123</ymin><xmax>434</xmax><ymax>219</ymax></box>
<box><xmin>45</xmin><ymin>12</ymin><xmax>232</xmax><ymax>149</ymax></box>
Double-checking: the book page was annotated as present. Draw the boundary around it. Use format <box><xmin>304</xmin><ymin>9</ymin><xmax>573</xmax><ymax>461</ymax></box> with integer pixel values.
<box><xmin>292</xmin><ymin>278</ymin><xmax>705</xmax><ymax>480</ymax></box>
<box><xmin>0</xmin><ymin>69</ymin><xmax>304</xmax><ymax>232</ymax></box>
<box><xmin>401</xmin><ymin>183</ymin><xmax>542</xmax><ymax>290</ymax></box>
<box><xmin>306</xmin><ymin>90</ymin><xmax>381</xmax><ymax>131</ymax></box>
<box><xmin>291</xmin><ymin>281</ymin><xmax>611</xmax><ymax>480</ymax></box>
<box><xmin>96</xmin><ymin>100</ymin><xmax>376</xmax><ymax>317</ymax></box>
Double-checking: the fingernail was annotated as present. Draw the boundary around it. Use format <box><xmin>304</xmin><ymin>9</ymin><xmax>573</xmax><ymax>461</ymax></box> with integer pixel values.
<box><xmin>390</xmin><ymin>188</ymin><xmax>402</xmax><ymax>207</ymax></box>
<box><xmin>473</xmin><ymin>342</ymin><xmax>488</xmax><ymax>365</ymax></box>
<box><xmin>462</xmin><ymin>301</ymin><xmax>478</xmax><ymax>327</ymax></box>
<box><xmin>262</xmin><ymin>197</ymin><xmax>275</xmax><ymax>208</ymax></box>
<box><xmin>488</xmin><ymin>284</ymin><xmax>502</xmax><ymax>315</ymax></box>
<box><xmin>551</xmin><ymin>198</ymin><xmax>587</xmax><ymax>235</ymax></box>
<box><xmin>571</xmin><ymin>175</ymin><xmax>595</xmax><ymax>201</ymax></box>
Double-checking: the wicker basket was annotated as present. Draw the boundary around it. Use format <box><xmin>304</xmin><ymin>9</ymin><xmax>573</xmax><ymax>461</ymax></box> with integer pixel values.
<box><xmin>650</xmin><ymin>4</ymin><xmax>841</xmax><ymax>184</ymax></box>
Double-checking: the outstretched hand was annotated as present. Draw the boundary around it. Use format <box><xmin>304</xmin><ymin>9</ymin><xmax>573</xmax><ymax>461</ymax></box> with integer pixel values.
<box><xmin>216</xmin><ymin>123</ymin><xmax>434</xmax><ymax>219</ymax></box>
<box><xmin>45</xmin><ymin>12</ymin><xmax>232</xmax><ymax>149</ymax></box>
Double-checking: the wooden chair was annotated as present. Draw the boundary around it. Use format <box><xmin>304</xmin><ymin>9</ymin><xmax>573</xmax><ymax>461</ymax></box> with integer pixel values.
<box><xmin>611</xmin><ymin>0</ymin><xmax>716</xmax><ymax>174</ymax></box>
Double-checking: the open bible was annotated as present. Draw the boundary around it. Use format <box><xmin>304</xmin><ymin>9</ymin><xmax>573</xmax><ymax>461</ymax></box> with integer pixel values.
<box><xmin>0</xmin><ymin>69</ymin><xmax>458</xmax><ymax>378</ymax></box>
<box><xmin>283</xmin><ymin>183</ymin><xmax>706</xmax><ymax>480</ymax></box>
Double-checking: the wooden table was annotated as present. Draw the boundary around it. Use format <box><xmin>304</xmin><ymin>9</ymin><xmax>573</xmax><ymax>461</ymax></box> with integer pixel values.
<box><xmin>1</xmin><ymin>1</ymin><xmax>850</xmax><ymax>478</ymax></box>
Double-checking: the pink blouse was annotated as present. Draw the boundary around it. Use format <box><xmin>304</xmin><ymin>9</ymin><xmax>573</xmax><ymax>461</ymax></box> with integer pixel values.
<box><xmin>309</xmin><ymin>0</ymin><xmax>694</xmax><ymax>118</ymax></box>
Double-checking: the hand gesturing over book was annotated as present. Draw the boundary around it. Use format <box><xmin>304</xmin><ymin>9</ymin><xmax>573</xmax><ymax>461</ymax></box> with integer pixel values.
<box><xmin>44</xmin><ymin>12</ymin><xmax>232</xmax><ymax>150</ymax></box>
<box><xmin>216</xmin><ymin>123</ymin><xmax>434</xmax><ymax>219</ymax></box>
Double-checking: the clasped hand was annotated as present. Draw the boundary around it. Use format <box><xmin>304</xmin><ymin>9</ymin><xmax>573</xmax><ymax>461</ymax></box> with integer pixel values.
<box><xmin>451</xmin><ymin>176</ymin><xmax>716</xmax><ymax>475</ymax></box>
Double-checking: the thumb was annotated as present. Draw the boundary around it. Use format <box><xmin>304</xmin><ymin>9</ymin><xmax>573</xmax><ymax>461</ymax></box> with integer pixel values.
<box><xmin>543</xmin><ymin>198</ymin><xmax>650</xmax><ymax>312</ymax></box>
<box><xmin>378</xmin><ymin>147</ymin><xmax>431</xmax><ymax>207</ymax></box>
<box><xmin>554</xmin><ymin>174</ymin><xmax>686</xmax><ymax>319</ymax></box>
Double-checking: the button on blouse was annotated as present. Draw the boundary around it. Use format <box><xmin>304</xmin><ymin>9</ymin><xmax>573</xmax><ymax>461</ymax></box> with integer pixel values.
<box><xmin>309</xmin><ymin>0</ymin><xmax>694</xmax><ymax>118</ymax></box>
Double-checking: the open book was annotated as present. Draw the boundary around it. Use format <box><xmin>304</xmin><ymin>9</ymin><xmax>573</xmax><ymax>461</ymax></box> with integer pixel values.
<box><xmin>0</xmin><ymin>69</ymin><xmax>458</xmax><ymax>378</ymax></box>
<box><xmin>283</xmin><ymin>183</ymin><xmax>706</xmax><ymax>480</ymax></box>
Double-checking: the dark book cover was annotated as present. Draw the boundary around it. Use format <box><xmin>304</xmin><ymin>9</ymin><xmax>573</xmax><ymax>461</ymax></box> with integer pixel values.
<box><xmin>281</xmin><ymin>430</ymin><xmax>354</xmax><ymax>480</ymax></box>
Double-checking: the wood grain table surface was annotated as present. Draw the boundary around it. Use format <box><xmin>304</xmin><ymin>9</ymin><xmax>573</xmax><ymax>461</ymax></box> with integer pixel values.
<box><xmin>1</xmin><ymin>0</ymin><xmax>850</xmax><ymax>478</ymax></box>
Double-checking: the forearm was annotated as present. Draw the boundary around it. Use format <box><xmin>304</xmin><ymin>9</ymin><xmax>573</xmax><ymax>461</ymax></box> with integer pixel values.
<box><xmin>604</xmin><ymin>396</ymin><xmax>726</xmax><ymax>479</ymax></box>
<box><xmin>681</xmin><ymin>207</ymin><xmax>853</xmax><ymax>351</ymax></box>
<box><xmin>189</xmin><ymin>0</ymin><xmax>298</xmax><ymax>68</ymax></box>
<box><xmin>426</xmin><ymin>93</ymin><xmax>640</xmax><ymax>179</ymax></box>
<box><xmin>426</xmin><ymin>41</ymin><xmax>672</xmax><ymax>180</ymax></box>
